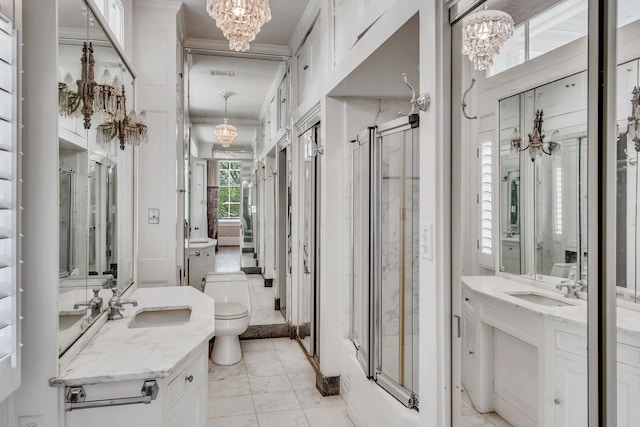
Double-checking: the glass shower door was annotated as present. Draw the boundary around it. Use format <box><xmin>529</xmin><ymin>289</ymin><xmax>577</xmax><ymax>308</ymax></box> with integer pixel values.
<box><xmin>374</xmin><ymin>116</ymin><xmax>419</xmax><ymax>408</ymax></box>
<box><xmin>300</xmin><ymin>124</ymin><xmax>320</xmax><ymax>360</ymax></box>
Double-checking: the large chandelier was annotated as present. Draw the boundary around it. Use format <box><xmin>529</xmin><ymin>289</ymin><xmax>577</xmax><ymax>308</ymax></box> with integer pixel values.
<box><xmin>461</xmin><ymin>6</ymin><xmax>514</xmax><ymax>70</ymax></box>
<box><xmin>215</xmin><ymin>92</ymin><xmax>238</xmax><ymax>148</ymax></box>
<box><xmin>58</xmin><ymin>42</ymin><xmax>148</xmax><ymax>149</ymax></box>
<box><xmin>206</xmin><ymin>0</ymin><xmax>271</xmax><ymax>52</ymax></box>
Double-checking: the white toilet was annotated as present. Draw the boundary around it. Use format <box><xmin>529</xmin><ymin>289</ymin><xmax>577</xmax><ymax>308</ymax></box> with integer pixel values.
<box><xmin>203</xmin><ymin>274</ymin><xmax>251</xmax><ymax>365</ymax></box>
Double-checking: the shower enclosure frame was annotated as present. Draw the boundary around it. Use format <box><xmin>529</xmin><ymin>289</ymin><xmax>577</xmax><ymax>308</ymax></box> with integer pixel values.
<box><xmin>350</xmin><ymin>114</ymin><xmax>420</xmax><ymax>410</ymax></box>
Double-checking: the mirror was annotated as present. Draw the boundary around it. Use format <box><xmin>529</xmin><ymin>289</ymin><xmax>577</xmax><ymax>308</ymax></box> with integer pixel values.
<box><xmin>500</xmin><ymin>58</ymin><xmax>640</xmax><ymax>303</ymax></box>
<box><xmin>58</xmin><ymin>0</ymin><xmax>136</xmax><ymax>354</ymax></box>
<box><xmin>499</xmin><ymin>72</ymin><xmax>588</xmax><ymax>287</ymax></box>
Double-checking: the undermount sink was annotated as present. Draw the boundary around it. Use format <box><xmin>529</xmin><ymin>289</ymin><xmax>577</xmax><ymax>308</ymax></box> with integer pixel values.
<box><xmin>506</xmin><ymin>292</ymin><xmax>576</xmax><ymax>307</ymax></box>
<box><xmin>128</xmin><ymin>307</ymin><xmax>192</xmax><ymax>329</ymax></box>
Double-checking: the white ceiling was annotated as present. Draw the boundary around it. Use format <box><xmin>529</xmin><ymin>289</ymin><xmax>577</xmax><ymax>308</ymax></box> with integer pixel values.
<box><xmin>180</xmin><ymin>0</ymin><xmax>310</xmax><ymax>157</ymax></box>
<box><xmin>179</xmin><ymin>0</ymin><xmax>310</xmax><ymax>45</ymax></box>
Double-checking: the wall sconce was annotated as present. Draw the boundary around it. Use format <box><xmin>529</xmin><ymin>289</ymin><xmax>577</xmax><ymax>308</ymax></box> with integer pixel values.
<box><xmin>58</xmin><ymin>41</ymin><xmax>148</xmax><ymax>149</ymax></box>
<box><xmin>511</xmin><ymin>110</ymin><xmax>560</xmax><ymax>161</ymax></box>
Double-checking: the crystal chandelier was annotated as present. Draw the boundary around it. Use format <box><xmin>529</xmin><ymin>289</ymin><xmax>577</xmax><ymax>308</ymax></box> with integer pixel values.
<box><xmin>58</xmin><ymin>42</ymin><xmax>148</xmax><ymax>149</ymax></box>
<box><xmin>215</xmin><ymin>92</ymin><xmax>238</xmax><ymax>148</ymax></box>
<box><xmin>206</xmin><ymin>0</ymin><xmax>272</xmax><ymax>52</ymax></box>
<box><xmin>511</xmin><ymin>110</ymin><xmax>560</xmax><ymax>161</ymax></box>
<box><xmin>461</xmin><ymin>7</ymin><xmax>514</xmax><ymax>70</ymax></box>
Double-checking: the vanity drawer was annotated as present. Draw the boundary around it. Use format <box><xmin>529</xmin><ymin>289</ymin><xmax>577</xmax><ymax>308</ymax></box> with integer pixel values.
<box><xmin>555</xmin><ymin>330</ymin><xmax>587</xmax><ymax>357</ymax></box>
<box><xmin>167</xmin><ymin>352</ymin><xmax>205</xmax><ymax>407</ymax></box>
<box><xmin>617</xmin><ymin>342</ymin><xmax>640</xmax><ymax>369</ymax></box>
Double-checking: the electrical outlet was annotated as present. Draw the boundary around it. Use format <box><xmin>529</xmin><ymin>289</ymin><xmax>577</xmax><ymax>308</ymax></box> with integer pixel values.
<box><xmin>19</xmin><ymin>416</ymin><xmax>43</xmax><ymax>427</ymax></box>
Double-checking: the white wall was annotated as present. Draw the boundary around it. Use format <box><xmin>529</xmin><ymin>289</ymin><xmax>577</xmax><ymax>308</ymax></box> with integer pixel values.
<box><xmin>10</xmin><ymin>0</ymin><xmax>60</xmax><ymax>425</ymax></box>
<box><xmin>133</xmin><ymin>2</ymin><xmax>181</xmax><ymax>287</ymax></box>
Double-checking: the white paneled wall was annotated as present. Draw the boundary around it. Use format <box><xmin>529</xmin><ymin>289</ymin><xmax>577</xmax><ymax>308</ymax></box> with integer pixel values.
<box><xmin>133</xmin><ymin>2</ymin><xmax>182</xmax><ymax>287</ymax></box>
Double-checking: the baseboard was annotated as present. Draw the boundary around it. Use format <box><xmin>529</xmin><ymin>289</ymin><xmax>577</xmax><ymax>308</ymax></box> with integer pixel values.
<box><xmin>316</xmin><ymin>371</ymin><xmax>340</xmax><ymax>396</ymax></box>
<box><xmin>240</xmin><ymin>323</ymin><xmax>291</xmax><ymax>339</ymax></box>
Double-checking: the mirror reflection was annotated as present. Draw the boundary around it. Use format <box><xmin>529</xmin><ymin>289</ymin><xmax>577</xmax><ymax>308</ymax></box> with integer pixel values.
<box><xmin>57</xmin><ymin>0</ymin><xmax>136</xmax><ymax>354</ymax></box>
<box><xmin>499</xmin><ymin>72</ymin><xmax>588</xmax><ymax>288</ymax></box>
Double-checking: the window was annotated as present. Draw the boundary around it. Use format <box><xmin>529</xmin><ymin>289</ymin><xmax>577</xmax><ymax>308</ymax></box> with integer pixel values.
<box><xmin>92</xmin><ymin>0</ymin><xmax>124</xmax><ymax>46</ymax></box>
<box><xmin>554</xmin><ymin>166</ymin><xmax>563</xmax><ymax>235</ymax></box>
<box><xmin>218</xmin><ymin>161</ymin><xmax>241</xmax><ymax>219</ymax></box>
<box><xmin>479</xmin><ymin>133</ymin><xmax>494</xmax><ymax>268</ymax></box>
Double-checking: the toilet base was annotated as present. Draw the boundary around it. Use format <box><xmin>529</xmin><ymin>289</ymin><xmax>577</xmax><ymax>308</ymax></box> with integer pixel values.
<box><xmin>211</xmin><ymin>335</ymin><xmax>242</xmax><ymax>365</ymax></box>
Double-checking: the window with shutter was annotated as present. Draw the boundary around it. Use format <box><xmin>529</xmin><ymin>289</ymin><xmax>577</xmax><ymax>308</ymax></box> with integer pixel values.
<box><xmin>0</xmin><ymin>14</ymin><xmax>21</xmax><ymax>403</ymax></box>
<box><xmin>479</xmin><ymin>133</ymin><xmax>494</xmax><ymax>268</ymax></box>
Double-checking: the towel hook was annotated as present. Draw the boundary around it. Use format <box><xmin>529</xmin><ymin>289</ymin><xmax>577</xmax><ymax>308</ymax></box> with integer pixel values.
<box><xmin>462</xmin><ymin>78</ymin><xmax>478</xmax><ymax>120</ymax></box>
<box><xmin>400</xmin><ymin>73</ymin><xmax>430</xmax><ymax>116</ymax></box>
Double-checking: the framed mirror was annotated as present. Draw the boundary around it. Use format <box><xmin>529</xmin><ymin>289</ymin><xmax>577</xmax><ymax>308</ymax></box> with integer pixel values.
<box><xmin>57</xmin><ymin>0</ymin><xmax>136</xmax><ymax>355</ymax></box>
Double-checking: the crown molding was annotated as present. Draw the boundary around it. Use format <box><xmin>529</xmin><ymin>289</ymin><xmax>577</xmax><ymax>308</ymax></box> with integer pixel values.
<box><xmin>288</xmin><ymin>0</ymin><xmax>321</xmax><ymax>55</ymax></box>
<box><xmin>133</xmin><ymin>0</ymin><xmax>183</xmax><ymax>13</ymax></box>
<box><xmin>191</xmin><ymin>117</ymin><xmax>259</xmax><ymax>126</ymax></box>
<box><xmin>185</xmin><ymin>37</ymin><xmax>291</xmax><ymax>58</ymax></box>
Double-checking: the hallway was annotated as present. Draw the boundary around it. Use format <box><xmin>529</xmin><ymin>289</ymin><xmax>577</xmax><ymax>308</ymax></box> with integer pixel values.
<box><xmin>208</xmin><ymin>338</ymin><xmax>353</xmax><ymax>427</ymax></box>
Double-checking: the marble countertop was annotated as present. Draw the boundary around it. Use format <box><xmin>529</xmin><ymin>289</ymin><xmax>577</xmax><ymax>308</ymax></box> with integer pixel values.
<box><xmin>462</xmin><ymin>275</ymin><xmax>640</xmax><ymax>338</ymax></box>
<box><xmin>50</xmin><ymin>286</ymin><xmax>215</xmax><ymax>387</ymax></box>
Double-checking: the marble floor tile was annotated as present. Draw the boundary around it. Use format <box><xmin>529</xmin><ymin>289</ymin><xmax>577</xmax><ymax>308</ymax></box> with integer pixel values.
<box><xmin>303</xmin><ymin>405</ymin><xmax>353</xmax><ymax>427</ymax></box>
<box><xmin>252</xmin><ymin>390</ymin><xmax>301</xmax><ymax>413</ymax></box>
<box><xmin>256</xmin><ymin>409</ymin><xmax>310</xmax><ymax>427</ymax></box>
<box><xmin>209</xmin><ymin>377</ymin><xmax>252</xmax><ymax>398</ymax></box>
<box><xmin>272</xmin><ymin>337</ymin><xmax>302</xmax><ymax>351</ymax></box>
<box><xmin>277</xmin><ymin>348</ymin><xmax>309</xmax><ymax>362</ymax></box>
<box><xmin>208</xmin><ymin>395</ymin><xmax>255</xmax><ymax>418</ymax></box>
<box><xmin>283</xmin><ymin>359</ymin><xmax>316</xmax><ymax>377</ymax></box>
<box><xmin>248</xmin><ymin>374</ymin><xmax>292</xmax><ymax>394</ymax></box>
<box><xmin>295</xmin><ymin>388</ymin><xmax>345</xmax><ymax>408</ymax></box>
<box><xmin>287</xmin><ymin>372</ymin><xmax>317</xmax><ymax>391</ymax></box>
<box><xmin>243</xmin><ymin>349</ymin><xmax>280</xmax><ymax>366</ymax></box>
<box><xmin>246</xmin><ymin>360</ymin><xmax>286</xmax><ymax>377</ymax></box>
<box><xmin>241</xmin><ymin>339</ymin><xmax>275</xmax><ymax>353</ymax></box>
<box><xmin>208</xmin><ymin>413</ymin><xmax>259</xmax><ymax>427</ymax></box>
<box><xmin>209</xmin><ymin>360</ymin><xmax>248</xmax><ymax>380</ymax></box>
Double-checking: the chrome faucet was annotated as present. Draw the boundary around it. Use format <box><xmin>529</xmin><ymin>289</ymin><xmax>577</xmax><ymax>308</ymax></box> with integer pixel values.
<box><xmin>556</xmin><ymin>279</ymin><xmax>584</xmax><ymax>299</ymax></box>
<box><xmin>108</xmin><ymin>289</ymin><xmax>138</xmax><ymax>320</ymax></box>
<box><xmin>73</xmin><ymin>289</ymin><xmax>103</xmax><ymax>319</ymax></box>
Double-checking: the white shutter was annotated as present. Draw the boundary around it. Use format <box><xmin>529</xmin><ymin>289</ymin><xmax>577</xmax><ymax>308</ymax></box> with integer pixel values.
<box><xmin>478</xmin><ymin>132</ymin><xmax>494</xmax><ymax>268</ymax></box>
<box><xmin>0</xmin><ymin>14</ymin><xmax>20</xmax><ymax>403</ymax></box>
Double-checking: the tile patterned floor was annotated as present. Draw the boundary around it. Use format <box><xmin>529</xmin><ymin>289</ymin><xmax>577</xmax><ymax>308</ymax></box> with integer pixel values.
<box><xmin>208</xmin><ymin>338</ymin><xmax>354</xmax><ymax>427</ymax></box>
<box><xmin>460</xmin><ymin>390</ymin><xmax>512</xmax><ymax>427</ymax></box>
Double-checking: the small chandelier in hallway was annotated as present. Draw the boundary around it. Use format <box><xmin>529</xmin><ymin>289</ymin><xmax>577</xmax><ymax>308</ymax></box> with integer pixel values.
<box><xmin>206</xmin><ymin>0</ymin><xmax>272</xmax><ymax>52</ymax></box>
<box><xmin>215</xmin><ymin>91</ymin><xmax>238</xmax><ymax>148</ymax></box>
<box><xmin>461</xmin><ymin>5</ymin><xmax>514</xmax><ymax>70</ymax></box>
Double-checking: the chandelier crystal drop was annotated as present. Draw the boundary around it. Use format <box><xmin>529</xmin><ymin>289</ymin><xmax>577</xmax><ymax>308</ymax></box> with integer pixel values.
<box><xmin>462</xmin><ymin>9</ymin><xmax>514</xmax><ymax>70</ymax></box>
<box><xmin>215</xmin><ymin>92</ymin><xmax>238</xmax><ymax>147</ymax></box>
<box><xmin>206</xmin><ymin>0</ymin><xmax>272</xmax><ymax>52</ymax></box>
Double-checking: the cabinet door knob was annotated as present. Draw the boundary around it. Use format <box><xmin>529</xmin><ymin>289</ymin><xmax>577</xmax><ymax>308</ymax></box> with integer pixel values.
<box><xmin>464</xmin><ymin>297</ymin><xmax>470</xmax><ymax>302</ymax></box>
<box><xmin>554</xmin><ymin>398</ymin><xmax>561</xmax><ymax>405</ymax></box>
<box><xmin>186</xmin><ymin>375</ymin><xmax>194</xmax><ymax>383</ymax></box>
<box><xmin>303</xmin><ymin>65</ymin><xmax>309</xmax><ymax>70</ymax></box>
<box><xmin>468</xmin><ymin>350</ymin><xmax>474</xmax><ymax>355</ymax></box>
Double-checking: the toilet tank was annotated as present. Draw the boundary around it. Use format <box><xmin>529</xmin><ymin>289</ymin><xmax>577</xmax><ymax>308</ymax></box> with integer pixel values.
<box><xmin>204</xmin><ymin>279</ymin><xmax>251</xmax><ymax>315</ymax></box>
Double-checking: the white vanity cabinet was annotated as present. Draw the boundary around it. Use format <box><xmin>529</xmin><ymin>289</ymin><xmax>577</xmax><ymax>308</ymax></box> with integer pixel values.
<box><xmin>64</xmin><ymin>343</ymin><xmax>208</xmax><ymax>427</ymax></box>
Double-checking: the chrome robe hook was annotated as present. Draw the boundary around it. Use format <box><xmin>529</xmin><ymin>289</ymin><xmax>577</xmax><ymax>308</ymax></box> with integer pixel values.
<box><xmin>400</xmin><ymin>73</ymin><xmax>430</xmax><ymax>116</ymax></box>
<box><xmin>462</xmin><ymin>78</ymin><xmax>478</xmax><ymax>120</ymax></box>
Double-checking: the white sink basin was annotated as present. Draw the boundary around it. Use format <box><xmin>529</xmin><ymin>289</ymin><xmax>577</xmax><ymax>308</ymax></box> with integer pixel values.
<box><xmin>506</xmin><ymin>292</ymin><xmax>576</xmax><ymax>307</ymax></box>
<box><xmin>128</xmin><ymin>307</ymin><xmax>192</xmax><ymax>329</ymax></box>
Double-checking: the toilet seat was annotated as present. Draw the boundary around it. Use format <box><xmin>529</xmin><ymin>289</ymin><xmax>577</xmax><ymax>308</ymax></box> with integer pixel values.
<box><xmin>215</xmin><ymin>302</ymin><xmax>249</xmax><ymax>320</ymax></box>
